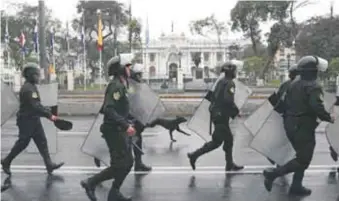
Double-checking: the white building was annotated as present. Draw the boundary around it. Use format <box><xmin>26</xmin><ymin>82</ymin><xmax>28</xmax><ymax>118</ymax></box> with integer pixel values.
<box><xmin>133</xmin><ymin>32</ymin><xmax>248</xmax><ymax>82</ymax></box>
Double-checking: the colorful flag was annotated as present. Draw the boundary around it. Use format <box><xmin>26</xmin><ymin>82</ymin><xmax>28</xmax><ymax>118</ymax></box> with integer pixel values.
<box><xmin>97</xmin><ymin>11</ymin><xmax>103</xmax><ymax>51</ymax></box>
<box><xmin>19</xmin><ymin>31</ymin><xmax>26</xmax><ymax>52</ymax></box>
<box><xmin>33</xmin><ymin>20</ymin><xmax>38</xmax><ymax>53</ymax></box>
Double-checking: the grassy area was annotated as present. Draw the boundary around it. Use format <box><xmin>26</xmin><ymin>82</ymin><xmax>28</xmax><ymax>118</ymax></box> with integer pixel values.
<box><xmin>265</xmin><ymin>79</ymin><xmax>281</xmax><ymax>87</ymax></box>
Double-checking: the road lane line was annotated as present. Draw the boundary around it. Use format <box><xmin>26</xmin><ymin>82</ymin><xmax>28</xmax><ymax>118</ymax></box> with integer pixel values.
<box><xmin>2</xmin><ymin>169</ymin><xmax>337</xmax><ymax>175</ymax></box>
<box><xmin>7</xmin><ymin>165</ymin><xmax>339</xmax><ymax>170</ymax></box>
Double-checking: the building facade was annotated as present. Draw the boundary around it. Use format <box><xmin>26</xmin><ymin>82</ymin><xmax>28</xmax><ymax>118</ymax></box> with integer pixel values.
<box><xmin>132</xmin><ymin>32</ymin><xmax>248</xmax><ymax>81</ymax></box>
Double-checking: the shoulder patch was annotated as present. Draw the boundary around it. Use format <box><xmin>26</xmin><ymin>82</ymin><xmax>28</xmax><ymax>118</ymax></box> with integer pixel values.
<box><xmin>230</xmin><ymin>87</ymin><xmax>235</xmax><ymax>93</ymax></box>
<box><xmin>32</xmin><ymin>92</ymin><xmax>38</xmax><ymax>98</ymax></box>
<box><xmin>113</xmin><ymin>91</ymin><xmax>121</xmax><ymax>100</ymax></box>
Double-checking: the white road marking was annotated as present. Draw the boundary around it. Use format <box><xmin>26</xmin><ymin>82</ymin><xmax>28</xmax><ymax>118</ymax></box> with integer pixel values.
<box><xmin>2</xmin><ymin>169</ymin><xmax>337</xmax><ymax>175</ymax></box>
<box><xmin>6</xmin><ymin>165</ymin><xmax>338</xmax><ymax>170</ymax></box>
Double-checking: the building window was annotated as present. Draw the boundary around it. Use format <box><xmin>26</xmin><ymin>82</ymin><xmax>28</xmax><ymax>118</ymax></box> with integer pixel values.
<box><xmin>149</xmin><ymin>53</ymin><xmax>155</xmax><ymax>62</ymax></box>
<box><xmin>203</xmin><ymin>52</ymin><xmax>210</xmax><ymax>61</ymax></box>
<box><xmin>217</xmin><ymin>52</ymin><xmax>223</xmax><ymax>62</ymax></box>
<box><xmin>149</xmin><ymin>66</ymin><xmax>156</xmax><ymax>77</ymax></box>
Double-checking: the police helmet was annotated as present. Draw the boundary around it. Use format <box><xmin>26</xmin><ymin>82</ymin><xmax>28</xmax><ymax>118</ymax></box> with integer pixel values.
<box><xmin>130</xmin><ymin>63</ymin><xmax>144</xmax><ymax>82</ymax></box>
<box><xmin>22</xmin><ymin>62</ymin><xmax>40</xmax><ymax>78</ymax></box>
<box><xmin>107</xmin><ymin>56</ymin><xmax>122</xmax><ymax>76</ymax></box>
<box><xmin>297</xmin><ymin>56</ymin><xmax>328</xmax><ymax>72</ymax></box>
<box><xmin>220</xmin><ymin>61</ymin><xmax>237</xmax><ymax>77</ymax></box>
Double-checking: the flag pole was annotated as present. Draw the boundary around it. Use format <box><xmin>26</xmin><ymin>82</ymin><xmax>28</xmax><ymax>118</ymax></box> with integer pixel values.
<box><xmin>82</xmin><ymin>10</ymin><xmax>87</xmax><ymax>91</ymax></box>
<box><xmin>97</xmin><ymin>9</ymin><xmax>102</xmax><ymax>90</ymax></box>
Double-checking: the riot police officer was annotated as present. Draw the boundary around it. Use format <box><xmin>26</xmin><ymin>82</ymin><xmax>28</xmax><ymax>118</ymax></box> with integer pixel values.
<box><xmin>267</xmin><ymin>65</ymin><xmax>298</xmax><ymax>165</ymax></box>
<box><xmin>92</xmin><ymin>63</ymin><xmax>152</xmax><ymax>172</ymax></box>
<box><xmin>187</xmin><ymin>61</ymin><xmax>243</xmax><ymax>171</ymax></box>
<box><xmin>81</xmin><ymin>56</ymin><xmax>135</xmax><ymax>201</ymax></box>
<box><xmin>263</xmin><ymin>56</ymin><xmax>335</xmax><ymax>196</ymax></box>
<box><xmin>1</xmin><ymin>63</ymin><xmax>64</xmax><ymax>175</ymax></box>
<box><xmin>130</xmin><ymin>63</ymin><xmax>152</xmax><ymax>172</ymax></box>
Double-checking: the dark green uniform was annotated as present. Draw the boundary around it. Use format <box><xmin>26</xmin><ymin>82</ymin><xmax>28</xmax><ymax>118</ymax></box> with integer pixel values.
<box><xmin>81</xmin><ymin>77</ymin><xmax>133</xmax><ymax>201</ymax></box>
<box><xmin>1</xmin><ymin>64</ymin><xmax>64</xmax><ymax>176</ymax></box>
<box><xmin>188</xmin><ymin>62</ymin><xmax>243</xmax><ymax>171</ymax></box>
<box><xmin>263</xmin><ymin>56</ymin><xmax>333</xmax><ymax>196</ymax></box>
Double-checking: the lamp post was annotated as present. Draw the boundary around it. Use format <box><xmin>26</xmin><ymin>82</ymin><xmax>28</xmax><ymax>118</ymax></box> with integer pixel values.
<box><xmin>287</xmin><ymin>53</ymin><xmax>291</xmax><ymax>70</ymax></box>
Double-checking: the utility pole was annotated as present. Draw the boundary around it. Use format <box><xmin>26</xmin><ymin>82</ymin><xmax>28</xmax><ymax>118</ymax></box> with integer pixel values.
<box><xmin>38</xmin><ymin>0</ymin><xmax>49</xmax><ymax>83</ymax></box>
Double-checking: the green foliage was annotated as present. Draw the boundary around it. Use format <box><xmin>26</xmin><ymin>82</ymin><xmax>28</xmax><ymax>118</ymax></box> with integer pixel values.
<box><xmin>295</xmin><ymin>16</ymin><xmax>339</xmax><ymax>60</ymax></box>
<box><xmin>189</xmin><ymin>14</ymin><xmax>227</xmax><ymax>47</ymax></box>
<box><xmin>243</xmin><ymin>56</ymin><xmax>266</xmax><ymax>77</ymax></box>
<box><xmin>0</xmin><ymin>3</ymin><xmax>61</xmax><ymax>70</ymax></box>
<box><xmin>327</xmin><ymin>57</ymin><xmax>339</xmax><ymax>78</ymax></box>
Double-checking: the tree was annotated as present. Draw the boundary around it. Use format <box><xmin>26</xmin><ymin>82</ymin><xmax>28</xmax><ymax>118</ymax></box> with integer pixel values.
<box><xmin>190</xmin><ymin>14</ymin><xmax>227</xmax><ymax>47</ymax></box>
<box><xmin>192</xmin><ymin>52</ymin><xmax>201</xmax><ymax>68</ymax></box>
<box><xmin>0</xmin><ymin>3</ymin><xmax>62</xmax><ymax>70</ymax></box>
<box><xmin>243</xmin><ymin>56</ymin><xmax>266</xmax><ymax>81</ymax></box>
<box><xmin>327</xmin><ymin>57</ymin><xmax>339</xmax><ymax>79</ymax></box>
<box><xmin>72</xmin><ymin>1</ymin><xmax>129</xmax><ymax>81</ymax></box>
<box><xmin>127</xmin><ymin>18</ymin><xmax>142</xmax><ymax>50</ymax></box>
<box><xmin>295</xmin><ymin>16</ymin><xmax>339</xmax><ymax>60</ymax></box>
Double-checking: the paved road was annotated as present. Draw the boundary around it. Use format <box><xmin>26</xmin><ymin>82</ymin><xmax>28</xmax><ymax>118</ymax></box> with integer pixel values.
<box><xmin>1</xmin><ymin>116</ymin><xmax>339</xmax><ymax>201</ymax></box>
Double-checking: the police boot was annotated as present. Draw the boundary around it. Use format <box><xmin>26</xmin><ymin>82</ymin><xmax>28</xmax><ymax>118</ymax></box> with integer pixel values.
<box><xmin>41</xmin><ymin>151</ymin><xmax>64</xmax><ymax>174</ymax></box>
<box><xmin>134</xmin><ymin>155</ymin><xmax>152</xmax><ymax>172</ymax></box>
<box><xmin>289</xmin><ymin>171</ymin><xmax>312</xmax><ymax>196</ymax></box>
<box><xmin>1</xmin><ymin>159</ymin><xmax>12</xmax><ymax>176</ymax></box>
<box><xmin>187</xmin><ymin>142</ymin><xmax>218</xmax><ymax>170</ymax></box>
<box><xmin>330</xmin><ymin>146</ymin><xmax>338</xmax><ymax>162</ymax></box>
<box><xmin>80</xmin><ymin>179</ymin><xmax>97</xmax><ymax>201</ymax></box>
<box><xmin>108</xmin><ymin>188</ymin><xmax>132</xmax><ymax>201</ymax></box>
<box><xmin>225</xmin><ymin>150</ymin><xmax>244</xmax><ymax>171</ymax></box>
<box><xmin>81</xmin><ymin>167</ymin><xmax>116</xmax><ymax>201</ymax></box>
<box><xmin>263</xmin><ymin>160</ymin><xmax>300</xmax><ymax>192</ymax></box>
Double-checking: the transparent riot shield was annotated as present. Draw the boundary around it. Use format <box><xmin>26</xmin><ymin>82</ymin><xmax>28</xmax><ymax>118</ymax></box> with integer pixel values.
<box><xmin>187</xmin><ymin>74</ymin><xmax>252</xmax><ymax>141</ymax></box>
<box><xmin>81</xmin><ymin>114</ymin><xmax>111</xmax><ymax>166</ymax></box>
<box><xmin>27</xmin><ymin>83</ymin><xmax>58</xmax><ymax>154</ymax></box>
<box><xmin>326</xmin><ymin>106</ymin><xmax>339</xmax><ymax>155</ymax></box>
<box><xmin>247</xmin><ymin>91</ymin><xmax>336</xmax><ymax>165</ymax></box>
<box><xmin>127</xmin><ymin>79</ymin><xmax>166</xmax><ymax>125</ymax></box>
<box><xmin>81</xmin><ymin>81</ymin><xmax>165</xmax><ymax>165</ymax></box>
<box><xmin>1</xmin><ymin>81</ymin><xmax>19</xmax><ymax>126</ymax></box>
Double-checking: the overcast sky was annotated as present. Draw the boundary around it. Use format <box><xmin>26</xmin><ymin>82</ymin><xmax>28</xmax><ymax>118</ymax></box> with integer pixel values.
<box><xmin>1</xmin><ymin>0</ymin><xmax>338</xmax><ymax>41</ymax></box>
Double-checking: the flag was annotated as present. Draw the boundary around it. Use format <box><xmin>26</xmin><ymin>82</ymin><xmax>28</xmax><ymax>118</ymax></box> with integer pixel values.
<box><xmin>4</xmin><ymin>18</ymin><xmax>9</xmax><ymax>46</ymax></box>
<box><xmin>33</xmin><ymin>20</ymin><xmax>38</xmax><ymax>53</ymax></box>
<box><xmin>145</xmin><ymin>16</ymin><xmax>149</xmax><ymax>48</ymax></box>
<box><xmin>19</xmin><ymin>31</ymin><xmax>26</xmax><ymax>53</ymax></box>
<box><xmin>49</xmin><ymin>27</ymin><xmax>55</xmax><ymax>53</ymax></box>
<box><xmin>65</xmin><ymin>21</ymin><xmax>70</xmax><ymax>52</ymax></box>
<box><xmin>97</xmin><ymin>12</ymin><xmax>103</xmax><ymax>51</ymax></box>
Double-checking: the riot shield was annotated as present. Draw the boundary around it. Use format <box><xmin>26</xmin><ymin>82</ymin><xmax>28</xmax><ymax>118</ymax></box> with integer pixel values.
<box><xmin>81</xmin><ymin>81</ymin><xmax>165</xmax><ymax>164</ymax></box>
<box><xmin>187</xmin><ymin>75</ymin><xmax>252</xmax><ymax>141</ymax></box>
<box><xmin>81</xmin><ymin>114</ymin><xmax>111</xmax><ymax>166</ymax></box>
<box><xmin>1</xmin><ymin>81</ymin><xmax>19</xmax><ymax>126</ymax></box>
<box><xmin>326</xmin><ymin>106</ymin><xmax>339</xmax><ymax>155</ymax></box>
<box><xmin>247</xmin><ymin>91</ymin><xmax>336</xmax><ymax>165</ymax></box>
<box><xmin>127</xmin><ymin>79</ymin><xmax>166</xmax><ymax>125</ymax></box>
<box><xmin>27</xmin><ymin>83</ymin><xmax>58</xmax><ymax>154</ymax></box>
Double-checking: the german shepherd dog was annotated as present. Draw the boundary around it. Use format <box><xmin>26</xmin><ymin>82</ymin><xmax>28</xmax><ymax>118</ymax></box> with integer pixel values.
<box><xmin>145</xmin><ymin>116</ymin><xmax>191</xmax><ymax>142</ymax></box>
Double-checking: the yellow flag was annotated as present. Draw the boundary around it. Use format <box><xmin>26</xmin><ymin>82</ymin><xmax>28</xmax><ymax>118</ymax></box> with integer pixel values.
<box><xmin>49</xmin><ymin>64</ymin><xmax>55</xmax><ymax>74</ymax></box>
<box><xmin>97</xmin><ymin>12</ymin><xmax>103</xmax><ymax>51</ymax></box>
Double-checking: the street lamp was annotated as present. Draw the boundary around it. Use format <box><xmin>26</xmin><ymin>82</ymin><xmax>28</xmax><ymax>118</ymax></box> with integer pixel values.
<box><xmin>287</xmin><ymin>54</ymin><xmax>291</xmax><ymax>70</ymax></box>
